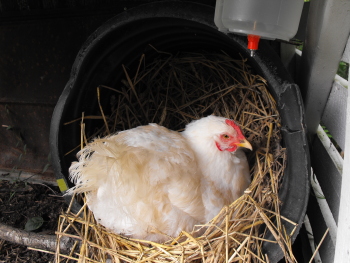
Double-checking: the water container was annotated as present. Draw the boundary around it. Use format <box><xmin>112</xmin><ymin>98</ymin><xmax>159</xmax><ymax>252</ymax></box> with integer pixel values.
<box><xmin>215</xmin><ymin>0</ymin><xmax>304</xmax><ymax>41</ymax></box>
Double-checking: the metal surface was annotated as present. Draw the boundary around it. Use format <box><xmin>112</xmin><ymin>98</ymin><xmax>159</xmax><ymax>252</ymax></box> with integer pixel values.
<box><xmin>299</xmin><ymin>0</ymin><xmax>350</xmax><ymax>140</ymax></box>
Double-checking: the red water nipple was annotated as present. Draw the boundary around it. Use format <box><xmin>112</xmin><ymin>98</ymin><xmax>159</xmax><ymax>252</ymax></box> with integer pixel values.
<box><xmin>247</xmin><ymin>34</ymin><xmax>260</xmax><ymax>56</ymax></box>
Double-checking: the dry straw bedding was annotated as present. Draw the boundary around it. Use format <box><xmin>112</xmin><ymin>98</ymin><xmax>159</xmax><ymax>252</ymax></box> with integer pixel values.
<box><xmin>54</xmin><ymin>48</ymin><xmax>298</xmax><ymax>263</ymax></box>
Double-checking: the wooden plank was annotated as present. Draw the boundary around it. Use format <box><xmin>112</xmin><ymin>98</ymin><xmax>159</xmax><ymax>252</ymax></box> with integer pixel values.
<box><xmin>304</xmin><ymin>215</ymin><xmax>322</xmax><ymax>263</ymax></box>
<box><xmin>334</xmin><ymin>74</ymin><xmax>348</xmax><ymax>89</ymax></box>
<box><xmin>307</xmin><ymin>194</ymin><xmax>335</xmax><ymax>263</ymax></box>
<box><xmin>341</xmin><ymin>35</ymin><xmax>350</xmax><ymax>64</ymax></box>
<box><xmin>298</xmin><ymin>0</ymin><xmax>350</xmax><ymax>138</ymax></box>
<box><xmin>321</xmin><ymin>81</ymin><xmax>348</xmax><ymax>150</ymax></box>
<box><xmin>310</xmin><ymin>174</ymin><xmax>337</xmax><ymax>245</ymax></box>
<box><xmin>291</xmin><ymin>222</ymin><xmax>315</xmax><ymax>263</ymax></box>
<box><xmin>316</xmin><ymin>125</ymin><xmax>343</xmax><ymax>175</ymax></box>
<box><xmin>311</xmin><ymin>176</ymin><xmax>338</xmax><ymax>245</ymax></box>
<box><xmin>334</xmin><ymin>64</ymin><xmax>350</xmax><ymax>263</ymax></box>
<box><xmin>311</xmin><ymin>136</ymin><xmax>342</xmax><ymax>223</ymax></box>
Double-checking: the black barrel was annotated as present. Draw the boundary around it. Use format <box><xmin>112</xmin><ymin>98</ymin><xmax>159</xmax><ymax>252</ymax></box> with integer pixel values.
<box><xmin>49</xmin><ymin>2</ymin><xmax>310</xmax><ymax>262</ymax></box>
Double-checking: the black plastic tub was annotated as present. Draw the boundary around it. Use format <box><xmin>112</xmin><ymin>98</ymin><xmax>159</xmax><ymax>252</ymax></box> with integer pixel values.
<box><xmin>49</xmin><ymin>1</ymin><xmax>310</xmax><ymax>262</ymax></box>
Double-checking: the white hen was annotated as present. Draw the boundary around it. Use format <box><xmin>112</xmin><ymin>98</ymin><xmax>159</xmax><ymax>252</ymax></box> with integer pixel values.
<box><xmin>68</xmin><ymin>115</ymin><xmax>252</xmax><ymax>242</ymax></box>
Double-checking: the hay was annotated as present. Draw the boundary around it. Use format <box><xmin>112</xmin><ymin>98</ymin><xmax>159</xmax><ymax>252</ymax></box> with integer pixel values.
<box><xmin>56</xmin><ymin>49</ymin><xmax>297</xmax><ymax>262</ymax></box>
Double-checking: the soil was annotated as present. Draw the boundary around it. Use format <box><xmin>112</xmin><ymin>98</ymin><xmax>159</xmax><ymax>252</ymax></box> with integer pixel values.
<box><xmin>0</xmin><ymin>179</ymin><xmax>67</xmax><ymax>263</ymax></box>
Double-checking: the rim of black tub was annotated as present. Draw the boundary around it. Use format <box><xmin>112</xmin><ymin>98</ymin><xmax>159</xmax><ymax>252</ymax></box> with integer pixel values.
<box><xmin>49</xmin><ymin>1</ymin><xmax>310</xmax><ymax>262</ymax></box>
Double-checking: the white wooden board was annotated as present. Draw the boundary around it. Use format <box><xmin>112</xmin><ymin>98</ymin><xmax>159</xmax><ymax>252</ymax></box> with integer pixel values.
<box><xmin>341</xmin><ymin>34</ymin><xmax>350</xmax><ymax>63</ymax></box>
<box><xmin>334</xmin><ymin>38</ymin><xmax>350</xmax><ymax>263</ymax></box>
<box><xmin>311</xmin><ymin>136</ymin><xmax>342</xmax><ymax>222</ymax></box>
<box><xmin>321</xmin><ymin>81</ymin><xmax>348</xmax><ymax>150</ymax></box>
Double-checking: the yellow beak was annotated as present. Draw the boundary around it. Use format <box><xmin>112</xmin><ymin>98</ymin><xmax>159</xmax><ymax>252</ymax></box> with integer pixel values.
<box><xmin>236</xmin><ymin>139</ymin><xmax>253</xmax><ymax>151</ymax></box>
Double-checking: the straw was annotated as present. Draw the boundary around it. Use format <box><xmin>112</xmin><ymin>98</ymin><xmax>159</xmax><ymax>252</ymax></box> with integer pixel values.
<box><xmin>56</xmin><ymin>50</ymin><xmax>296</xmax><ymax>262</ymax></box>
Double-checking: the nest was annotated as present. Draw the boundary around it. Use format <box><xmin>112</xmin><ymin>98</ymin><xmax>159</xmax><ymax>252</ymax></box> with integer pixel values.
<box><xmin>55</xmin><ymin>49</ymin><xmax>298</xmax><ymax>262</ymax></box>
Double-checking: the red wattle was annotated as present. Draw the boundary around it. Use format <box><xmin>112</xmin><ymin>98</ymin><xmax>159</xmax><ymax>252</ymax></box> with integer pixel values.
<box><xmin>227</xmin><ymin>145</ymin><xmax>237</xmax><ymax>152</ymax></box>
<box><xmin>215</xmin><ymin>142</ymin><xmax>223</xmax><ymax>151</ymax></box>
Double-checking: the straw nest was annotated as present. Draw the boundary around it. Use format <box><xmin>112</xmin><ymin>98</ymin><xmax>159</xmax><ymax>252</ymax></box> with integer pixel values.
<box><xmin>55</xmin><ymin>48</ymin><xmax>298</xmax><ymax>263</ymax></box>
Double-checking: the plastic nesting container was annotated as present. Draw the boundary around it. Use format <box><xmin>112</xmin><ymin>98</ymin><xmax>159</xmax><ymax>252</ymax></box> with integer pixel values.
<box><xmin>214</xmin><ymin>0</ymin><xmax>304</xmax><ymax>41</ymax></box>
<box><xmin>50</xmin><ymin>2</ymin><xmax>310</xmax><ymax>262</ymax></box>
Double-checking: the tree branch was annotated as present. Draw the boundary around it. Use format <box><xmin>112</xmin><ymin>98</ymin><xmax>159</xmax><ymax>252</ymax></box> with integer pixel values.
<box><xmin>0</xmin><ymin>222</ymin><xmax>73</xmax><ymax>253</ymax></box>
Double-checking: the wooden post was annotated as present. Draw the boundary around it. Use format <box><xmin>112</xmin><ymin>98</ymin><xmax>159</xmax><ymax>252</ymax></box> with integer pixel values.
<box><xmin>299</xmin><ymin>0</ymin><xmax>350</xmax><ymax>140</ymax></box>
<box><xmin>334</xmin><ymin>41</ymin><xmax>350</xmax><ymax>263</ymax></box>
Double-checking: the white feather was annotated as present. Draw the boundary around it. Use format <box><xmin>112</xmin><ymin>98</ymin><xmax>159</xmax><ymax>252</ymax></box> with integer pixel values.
<box><xmin>68</xmin><ymin>115</ymin><xmax>251</xmax><ymax>241</ymax></box>
<box><xmin>182</xmin><ymin>116</ymin><xmax>250</xmax><ymax>222</ymax></box>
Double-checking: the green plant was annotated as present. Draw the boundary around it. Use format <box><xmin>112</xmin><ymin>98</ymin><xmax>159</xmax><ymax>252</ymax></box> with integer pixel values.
<box><xmin>8</xmin><ymin>191</ymin><xmax>16</xmax><ymax>202</ymax></box>
<box><xmin>337</xmin><ymin>61</ymin><xmax>349</xmax><ymax>80</ymax></box>
<box><xmin>321</xmin><ymin>125</ymin><xmax>333</xmax><ymax>138</ymax></box>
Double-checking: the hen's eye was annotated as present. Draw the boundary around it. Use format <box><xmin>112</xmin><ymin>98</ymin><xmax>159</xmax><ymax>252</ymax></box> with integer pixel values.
<box><xmin>222</xmin><ymin>134</ymin><xmax>230</xmax><ymax>139</ymax></box>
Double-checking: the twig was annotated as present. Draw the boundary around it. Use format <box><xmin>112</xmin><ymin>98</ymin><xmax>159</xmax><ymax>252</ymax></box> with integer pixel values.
<box><xmin>309</xmin><ymin>228</ymin><xmax>329</xmax><ymax>263</ymax></box>
<box><xmin>0</xmin><ymin>222</ymin><xmax>73</xmax><ymax>253</ymax></box>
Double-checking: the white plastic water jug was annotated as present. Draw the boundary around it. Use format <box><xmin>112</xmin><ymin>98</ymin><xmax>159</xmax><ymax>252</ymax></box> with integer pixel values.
<box><xmin>214</xmin><ymin>0</ymin><xmax>304</xmax><ymax>55</ymax></box>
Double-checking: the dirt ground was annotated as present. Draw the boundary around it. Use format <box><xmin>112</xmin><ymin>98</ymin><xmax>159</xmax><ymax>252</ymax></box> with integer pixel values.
<box><xmin>0</xmin><ymin>179</ymin><xmax>67</xmax><ymax>263</ymax></box>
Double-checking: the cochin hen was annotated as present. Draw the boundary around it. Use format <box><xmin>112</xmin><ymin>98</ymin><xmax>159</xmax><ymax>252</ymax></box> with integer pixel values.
<box><xmin>68</xmin><ymin>115</ymin><xmax>252</xmax><ymax>242</ymax></box>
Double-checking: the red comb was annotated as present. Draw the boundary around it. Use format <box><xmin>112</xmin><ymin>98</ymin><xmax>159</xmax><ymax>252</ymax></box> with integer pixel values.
<box><xmin>225</xmin><ymin>119</ymin><xmax>245</xmax><ymax>140</ymax></box>
<box><xmin>225</xmin><ymin>119</ymin><xmax>238</xmax><ymax>129</ymax></box>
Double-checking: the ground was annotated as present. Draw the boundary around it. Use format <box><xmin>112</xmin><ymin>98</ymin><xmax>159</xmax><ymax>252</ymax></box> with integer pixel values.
<box><xmin>0</xmin><ymin>179</ymin><xmax>67</xmax><ymax>263</ymax></box>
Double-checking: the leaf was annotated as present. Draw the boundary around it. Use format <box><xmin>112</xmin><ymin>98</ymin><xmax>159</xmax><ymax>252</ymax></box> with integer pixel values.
<box><xmin>316</xmin><ymin>194</ymin><xmax>326</xmax><ymax>199</ymax></box>
<box><xmin>18</xmin><ymin>153</ymin><xmax>23</xmax><ymax>162</ymax></box>
<box><xmin>47</xmin><ymin>152</ymin><xmax>52</xmax><ymax>163</ymax></box>
<box><xmin>25</xmin><ymin>217</ymin><xmax>44</xmax><ymax>231</ymax></box>
<box><xmin>8</xmin><ymin>191</ymin><xmax>16</xmax><ymax>202</ymax></box>
<box><xmin>321</xmin><ymin>125</ymin><xmax>333</xmax><ymax>138</ymax></box>
<box><xmin>337</xmin><ymin>61</ymin><xmax>349</xmax><ymax>79</ymax></box>
<box><xmin>42</xmin><ymin>163</ymin><xmax>50</xmax><ymax>174</ymax></box>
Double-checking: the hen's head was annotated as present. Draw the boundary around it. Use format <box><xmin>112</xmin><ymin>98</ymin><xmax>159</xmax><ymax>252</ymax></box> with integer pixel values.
<box><xmin>183</xmin><ymin>115</ymin><xmax>252</xmax><ymax>153</ymax></box>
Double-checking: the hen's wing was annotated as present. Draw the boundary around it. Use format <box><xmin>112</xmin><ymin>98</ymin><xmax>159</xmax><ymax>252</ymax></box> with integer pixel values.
<box><xmin>68</xmin><ymin>124</ymin><xmax>204</xmax><ymax>242</ymax></box>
